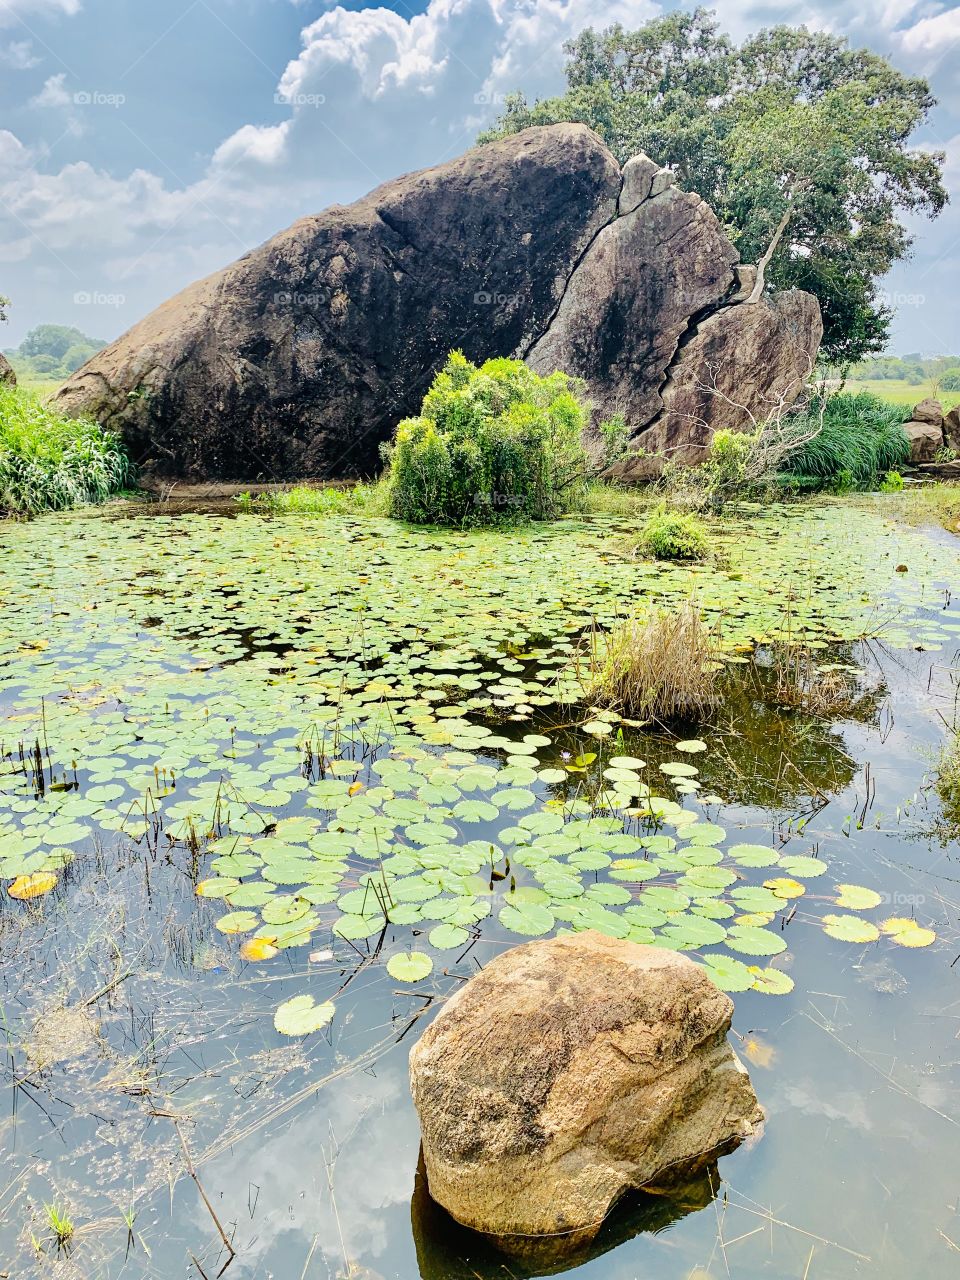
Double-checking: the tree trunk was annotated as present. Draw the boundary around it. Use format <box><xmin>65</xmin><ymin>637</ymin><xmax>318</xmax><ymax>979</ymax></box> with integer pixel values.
<box><xmin>746</xmin><ymin>203</ymin><xmax>794</xmax><ymax>305</ymax></box>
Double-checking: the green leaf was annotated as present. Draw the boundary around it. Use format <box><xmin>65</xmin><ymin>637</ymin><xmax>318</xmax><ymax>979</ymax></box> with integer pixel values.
<box><xmin>499</xmin><ymin>901</ymin><xmax>555</xmax><ymax>936</ymax></box>
<box><xmin>274</xmin><ymin>995</ymin><xmax>335</xmax><ymax>1036</ymax></box>
<box><xmin>386</xmin><ymin>951</ymin><xmax>434</xmax><ymax>982</ymax></box>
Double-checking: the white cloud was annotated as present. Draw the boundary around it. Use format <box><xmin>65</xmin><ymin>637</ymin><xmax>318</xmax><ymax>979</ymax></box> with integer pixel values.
<box><xmin>29</xmin><ymin>70</ymin><xmax>71</xmax><ymax>108</ymax></box>
<box><xmin>0</xmin><ymin>0</ymin><xmax>81</xmax><ymax>28</ymax></box>
<box><xmin>1</xmin><ymin>0</ymin><xmax>957</xmax><ymax>350</ymax></box>
<box><xmin>0</xmin><ymin>38</ymin><xmax>39</xmax><ymax>67</ymax></box>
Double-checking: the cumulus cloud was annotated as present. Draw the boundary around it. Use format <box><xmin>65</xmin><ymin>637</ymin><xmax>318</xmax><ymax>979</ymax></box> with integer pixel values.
<box><xmin>0</xmin><ymin>0</ymin><xmax>81</xmax><ymax>27</ymax></box>
<box><xmin>0</xmin><ymin>38</ymin><xmax>39</xmax><ymax>67</ymax></box>
<box><xmin>1</xmin><ymin>0</ymin><xmax>957</xmax><ymax>349</ymax></box>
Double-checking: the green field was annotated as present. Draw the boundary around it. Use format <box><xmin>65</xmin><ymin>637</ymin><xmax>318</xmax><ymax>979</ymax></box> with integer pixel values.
<box><xmin>846</xmin><ymin>377</ymin><xmax>960</xmax><ymax>411</ymax></box>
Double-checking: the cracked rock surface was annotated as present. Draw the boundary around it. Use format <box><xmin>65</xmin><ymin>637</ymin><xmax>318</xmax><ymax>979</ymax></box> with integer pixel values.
<box><xmin>55</xmin><ymin>124</ymin><xmax>820</xmax><ymax>482</ymax></box>
<box><xmin>409</xmin><ymin>931</ymin><xmax>764</xmax><ymax>1242</ymax></box>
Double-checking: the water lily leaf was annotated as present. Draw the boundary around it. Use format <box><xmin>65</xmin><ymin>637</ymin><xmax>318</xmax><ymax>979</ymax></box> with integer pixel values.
<box><xmin>726</xmin><ymin>925</ymin><xmax>787</xmax><ymax>956</ymax></box>
<box><xmin>822</xmin><ymin>914</ymin><xmax>880</xmax><ymax>943</ymax></box>
<box><xmin>499</xmin><ymin>901</ymin><xmax>555</xmax><ymax>936</ymax></box>
<box><xmin>834</xmin><ymin>884</ymin><xmax>883</xmax><ymax>910</ymax></box>
<box><xmin>196</xmin><ymin>877</ymin><xmax>240</xmax><ymax>899</ymax></box>
<box><xmin>728</xmin><ymin>843</ymin><xmax>780</xmax><ymax>868</ymax></box>
<box><xmin>7</xmin><ymin>871</ymin><xmax>58</xmax><ymax>900</ymax></box>
<box><xmin>749</xmin><ymin>967</ymin><xmax>795</xmax><ymax>995</ymax></box>
<box><xmin>675</xmin><ymin>739</ymin><xmax>707</xmax><ymax>753</ymax></box>
<box><xmin>428</xmin><ymin>923</ymin><xmax>469</xmax><ymax>950</ymax></box>
<box><xmin>763</xmin><ymin>877</ymin><xmax>805</xmax><ymax>898</ymax></box>
<box><xmin>387</xmin><ymin>951</ymin><xmax>434</xmax><ymax>982</ymax></box>
<box><xmin>240</xmin><ymin>937</ymin><xmax>279</xmax><ymax>961</ymax></box>
<box><xmin>274</xmin><ymin>995</ymin><xmax>335</xmax><ymax>1035</ymax></box>
<box><xmin>700</xmin><ymin>954</ymin><xmax>755</xmax><ymax>992</ymax></box>
<box><xmin>778</xmin><ymin>855</ymin><xmax>828</xmax><ymax>878</ymax></box>
<box><xmin>880</xmin><ymin>917</ymin><xmax>936</xmax><ymax>948</ymax></box>
<box><xmin>216</xmin><ymin>910</ymin><xmax>259</xmax><ymax>934</ymax></box>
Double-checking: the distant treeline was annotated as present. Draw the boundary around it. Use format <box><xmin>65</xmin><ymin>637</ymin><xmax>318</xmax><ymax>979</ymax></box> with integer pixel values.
<box><xmin>851</xmin><ymin>354</ymin><xmax>960</xmax><ymax>389</ymax></box>
<box><xmin>3</xmin><ymin>324</ymin><xmax>107</xmax><ymax>381</ymax></box>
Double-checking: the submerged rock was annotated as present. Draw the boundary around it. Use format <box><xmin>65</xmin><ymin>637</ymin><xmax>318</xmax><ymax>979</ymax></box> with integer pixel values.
<box><xmin>409</xmin><ymin>931</ymin><xmax>763</xmax><ymax>1243</ymax></box>
<box><xmin>55</xmin><ymin>126</ymin><xmax>820</xmax><ymax>482</ymax></box>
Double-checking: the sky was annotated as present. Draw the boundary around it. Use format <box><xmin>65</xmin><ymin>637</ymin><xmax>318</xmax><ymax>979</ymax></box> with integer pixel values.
<box><xmin>0</xmin><ymin>0</ymin><xmax>958</xmax><ymax>356</ymax></box>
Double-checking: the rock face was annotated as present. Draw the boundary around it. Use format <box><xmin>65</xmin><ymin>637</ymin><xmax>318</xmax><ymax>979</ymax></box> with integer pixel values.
<box><xmin>942</xmin><ymin>405</ymin><xmax>960</xmax><ymax>454</ymax></box>
<box><xmin>0</xmin><ymin>353</ymin><xmax>16</xmax><ymax>387</ymax></box>
<box><xmin>55</xmin><ymin>125</ymin><xmax>821</xmax><ymax>482</ymax></box>
<box><xmin>904</xmin><ymin>417</ymin><xmax>944</xmax><ymax>463</ymax></box>
<box><xmin>409</xmin><ymin>932</ymin><xmax>763</xmax><ymax>1242</ymax></box>
<box><xmin>911</xmin><ymin>397</ymin><xmax>943</xmax><ymax>426</ymax></box>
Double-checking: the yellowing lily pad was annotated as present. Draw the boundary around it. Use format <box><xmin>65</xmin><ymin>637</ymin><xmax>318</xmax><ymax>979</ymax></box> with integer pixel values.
<box><xmin>880</xmin><ymin>917</ymin><xmax>936</xmax><ymax>948</ymax></box>
<box><xmin>834</xmin><ymin>883</ymin><xmax>883</xmax><ymax>910</ymax></box>
<box><xmin>7</xmin><ymin>871</ymin><xmax>58</xmax><ymax>900</ymax></box>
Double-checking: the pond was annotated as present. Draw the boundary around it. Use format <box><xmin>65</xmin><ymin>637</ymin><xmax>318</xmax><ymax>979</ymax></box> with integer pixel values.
<box><xmin>0</xmin><ymin>500</ymin><xmax>958</xmax><ymax>1278</ymax></box>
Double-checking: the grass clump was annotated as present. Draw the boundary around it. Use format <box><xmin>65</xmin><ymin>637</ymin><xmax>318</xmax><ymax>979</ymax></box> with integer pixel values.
<box><xmin>581</xmin><ymin>603</ymin><xmax>719</xmax><ymax>724</ymax></box>
<box><xmin>43</xmin><ymin>1202</ymin><xmax>75</xmax><ymax>1254</ymax></box>
<box><xmin>936</xmin><ymin>730</ymin><xmax>960</xmax><ymax>831</ymax></box>
<box><xmin>0</xmin><ymin>384</ymin><xmax>130</xmax><ymax>516</ymax></box>
<box><xmin>634</xmin><ymin>505</ymin><xmax>708</xmax><ymax>560</ymax></box>
<box><xmin>385</xmin><ymin>350</ymin><xmax>590</xmax><ymax>526</ymax></box>
<box><xmin>236</xmin><ymin>483</ymin><xmax>388</xmax><ymax>516</ymax></box>
<box><xmin>779</xmin><ymin>391</ymin><xmax>910</xmax><ymax>490</ymax></box>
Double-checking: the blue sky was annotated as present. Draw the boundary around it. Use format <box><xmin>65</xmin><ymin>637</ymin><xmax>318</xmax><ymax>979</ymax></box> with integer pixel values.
<box><xmin>1</xmin><ymin>0</ymin><xmax>958</xmax><ymax>355</ymax></box>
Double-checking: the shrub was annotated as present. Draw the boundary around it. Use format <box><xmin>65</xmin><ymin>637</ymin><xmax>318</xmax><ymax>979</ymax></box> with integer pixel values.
<box><xmin>879</xmin><ymin>470</ymin><xmax>904</xmax><ymax>492</ymax></box>
<box><xmin>386</xmin><ymin>351</ymin><xmax>590</xmax><ymax>525</ymax></box>
<box><xmin>0</xmin><ymin>384</ymin><xmax>130</xmax><ymax>515</ymax></box>
<box><xmin>579</xmin><ymin>603</ymin><xmax>719</xmax><ymax>724</ymax></box>
<box><xmin>779</xmin><ymin>391</ymin><xmax>910</xmax><ymax>490</ymax></box>
<box><xmin>634</xmin><ymin>505</ymin><xmax>708</xmax><ymax>560</ymax></box>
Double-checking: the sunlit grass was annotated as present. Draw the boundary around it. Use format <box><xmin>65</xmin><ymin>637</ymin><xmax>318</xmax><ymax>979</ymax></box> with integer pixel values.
<box><xmin>0</xmin><ymin>384</ymin><xmax>130</xmax><ymax>516</ymax></box>
<box><xmin>235</xmin><ymin>482</ymin><xmax>390</xmax><ymax>516</ymax></box>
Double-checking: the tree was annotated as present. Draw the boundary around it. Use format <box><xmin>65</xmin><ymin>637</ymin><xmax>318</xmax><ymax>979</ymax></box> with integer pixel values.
<box><xmin>0</xmin><ymin>295</ymin><xmax>9</xmax><ymax>324</ymax></box>
<box><xmin>480</xmin><ymin>9</ymin><xmax>947</xmax><ymax>364</ymax></box>
<box><xmin>20</xmin><ymin>324</ymin><xmax>106</xmax><ymax>362</ymax></box>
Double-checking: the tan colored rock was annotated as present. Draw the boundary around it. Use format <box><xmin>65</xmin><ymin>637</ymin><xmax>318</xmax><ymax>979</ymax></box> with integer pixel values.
<box><xmin>0</xmin><ymin>352</ymin><xmax>16</xmax><ymax>387</ymax></box>
<box><xmin>409</xmin><ymin>932</ymin><xmax>763</xmax><ymax>1242</ymax></box>
<box><xmin>624</xmin><ymin>290</ymin><xmax>823</xmax><ymax>468</ymax></box>
<box><xmin>911</xmin><ymin>397</ymin><xmax>943</xmax><ymax>425</ymax></box>
<box><xmin>942</xmin><ymin>405</ymin><xmax>960</xmax><ymax>453</ymax></box>
<box><xmin>904</xmin><ymin>418</ymin><xmax>943</xmax><ymax>463</ymax></box>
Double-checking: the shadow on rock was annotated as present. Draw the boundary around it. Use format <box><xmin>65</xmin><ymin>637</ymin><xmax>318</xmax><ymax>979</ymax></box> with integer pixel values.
<box><xmin>411</xmin><ymin>1152</ymin><xmax>718</xmax><ymax>1278</ymax></box>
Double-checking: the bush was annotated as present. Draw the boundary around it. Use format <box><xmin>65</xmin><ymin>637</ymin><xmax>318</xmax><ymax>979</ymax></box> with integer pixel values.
<box><xmin>634</xmin><ymin>506</ymin><xmax>708</xmax><ymax>560</ymax></box>
<box><xmin>0</xmin><ymin>384</ymin><xmax>130</xmax><ymax>515</ymax></box>
<box><xmin>779</xmin><ymin>392</ymin><xmax>910</xmax><ymax>490</ymax></box>
<box><xmin>386</xmin><ymin>351</ymin><xmax>590</xmax><ymax>525</ymax></box>
<box><xmin>579</xmin><ymin>603</ymin><xmax>719</xmax><ymax>724</ymax></box>
<box><xmin>879</xmin><ymin>470</ymin><xmax>904</xmax><ymax>492</ymax></box>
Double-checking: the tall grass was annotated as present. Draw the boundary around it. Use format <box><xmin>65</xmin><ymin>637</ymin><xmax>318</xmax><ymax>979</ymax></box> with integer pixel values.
<box><xmin>780</xmin><ymin>392</ymin><xmax>910</xmax><ymax>490</ymax></box>
<box><xmin>235</xmin><ymin>483</ymin><xmax>389</xmax><ymax>516</ymax></box>
<box><xmin>0</xmin><ymin>385</ymin><xmax>130</xmax><ymax>516</ymax></box>
<box><xmin>579</xmin><ymin>603</ymin><xmax>720</xmax><ymax>724</ymax></box>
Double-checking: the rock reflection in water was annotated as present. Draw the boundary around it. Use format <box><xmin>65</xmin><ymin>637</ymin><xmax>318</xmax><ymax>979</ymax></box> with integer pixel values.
<box><xmin>411</xmin><ymin>1154</ymin><xmax>718</xmax><ymax>1278</ymax></box>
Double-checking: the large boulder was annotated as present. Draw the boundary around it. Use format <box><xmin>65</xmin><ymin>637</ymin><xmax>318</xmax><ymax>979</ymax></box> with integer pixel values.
<box><xmin>0</xmin><ymin>353</ymin><xmax>16</xmax><ymax>387</ymax></box>
<box><xmin>911</xmin><ymin>397</ymin><xmax>943</xmax><ymax>426</ymax></box>
<box><xmin>904</xmin><ymin>417</ymin><xmax>943</xmax><ymax>463</ymax></box>
<box><xmin>409</xmin><ymin>932</ymin><xmax>763</xmax><ymax>1243</ymax></box>
<box><xmin>55</xmin><ymin>126</ymin><xmax>821</xmax><ymax>482</ymax></box>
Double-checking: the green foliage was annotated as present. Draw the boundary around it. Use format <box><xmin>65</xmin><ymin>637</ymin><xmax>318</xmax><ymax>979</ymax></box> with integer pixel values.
<box><xmin>779</xmin><ymin>392</ymin><xmax>910</xmax><ymax>491</ymax></box>
<box><xmin>0</xmin><ymin>294</ymin><xmax>9</xmax><ymax>325</ymax></box>
<box><xmin>879</xmin><ymin>470</ymin><xmax>904</xmax><ymax>492</ymax></box>
<box><xmin>635</xmin><ymin>506</ymin><xmax>708</xmax><ymax>560</ymax></box>
<box><xmin>940</xmin><ymin>369</ymin><xmax>960</xmax><ymax>392</ymax></box>
<box><xmin>386</xmin><ymin>351</ymin><xmax>590</xmax><ymax>525</ymax></box>
<box><xmin>0</xmin><ymin>384</ymin><xmax>131</xmax><ymax>516</ymax></box>
<box><xmin>481</xmin><ymin>9</ymin><xmax>946</xmax><ymax>363</ymax></box>
<box><xmin>6</xmin><ymin>323</ymin><xmax>106</xmax><ymax>382</ymax></box>
<box><xmin>235</xmin><ymin>483</ymin><xmax>388</xmax><ymax>516</ymax></box>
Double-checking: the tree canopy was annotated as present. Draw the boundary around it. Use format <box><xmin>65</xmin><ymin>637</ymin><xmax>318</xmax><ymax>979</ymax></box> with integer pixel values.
<box><xmin>480</xmin><ymin>9</ymin><xmax>947</xmax><ymax>364</ymax></box>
